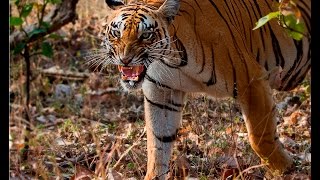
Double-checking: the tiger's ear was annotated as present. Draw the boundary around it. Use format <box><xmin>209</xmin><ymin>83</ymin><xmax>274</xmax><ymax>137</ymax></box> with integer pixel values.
<box><xmin>157</xmin><ymin>0</ymin><xmax>180</xmax><ymax>22</ymax></box>
<box><xmin>105</xmin><ymin>0</ymin><xmax>125</xmax><ymax>10</ymax></box>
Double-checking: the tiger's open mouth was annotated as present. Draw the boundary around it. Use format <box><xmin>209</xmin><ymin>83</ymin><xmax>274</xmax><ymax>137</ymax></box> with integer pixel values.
<box><xmin>118</xmin><ymin>65</ymin><xmax>146</xmax><ymax>82</ymax></box>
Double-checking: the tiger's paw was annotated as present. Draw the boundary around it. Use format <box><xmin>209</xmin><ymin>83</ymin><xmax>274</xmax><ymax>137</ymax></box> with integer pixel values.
<box><xmin>261</xmin><ymin>153</ymin><xmax>294</xmax><ymax>179</ymax></box>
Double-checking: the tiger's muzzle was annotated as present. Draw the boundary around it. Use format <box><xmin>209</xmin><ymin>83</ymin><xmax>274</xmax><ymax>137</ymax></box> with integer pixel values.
<box><xmin>118</xmin><ymin>65</ymin><xmax>147</xmax><ymax>89</ymax></box>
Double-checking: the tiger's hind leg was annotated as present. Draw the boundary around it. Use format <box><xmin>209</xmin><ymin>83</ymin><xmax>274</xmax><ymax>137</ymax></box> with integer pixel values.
<box><xmin>237</xmin><ymin>67</ymin><xmax>293</xmax><ymax>175</ymax></box>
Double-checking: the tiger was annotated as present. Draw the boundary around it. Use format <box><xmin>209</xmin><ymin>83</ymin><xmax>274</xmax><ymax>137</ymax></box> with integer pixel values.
<box><xmin>85</xmin><ymin>0</ymin><xmax>311</xmax><ymax>179</ymax></box>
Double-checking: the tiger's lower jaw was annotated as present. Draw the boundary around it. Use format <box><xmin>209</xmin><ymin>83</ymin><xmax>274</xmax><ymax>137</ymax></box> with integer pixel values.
<box><xmin>120</xmin><ymin>78</ymin><xmax>144</xmax><ymax>91</ymax></box>
<box><xmin>120</xmin><ymin>73</ymin><xmax>145</xmax><ymax>90</ymax></box>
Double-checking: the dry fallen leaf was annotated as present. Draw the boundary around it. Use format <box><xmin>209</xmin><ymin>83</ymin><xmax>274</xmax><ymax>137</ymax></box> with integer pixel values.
<box><xmin>225</xmin><ymin>127</ymin><xmax>232</xmax><ymax>135</ymax></box>
<box><xmin>283</xmin><ymin>110</ymin><xmax>303</xmax><ymax>126</ymax></box>
<box><xmin>70</xmin><ymin>165</ymin><xmax>94</xmax><ymax>180</ymax></box>
<box><xmin>107</xmin><ymin>168</ymin><xmax>123</xmax><ymax>180</ymax></box>
<box><xmin>283</xmin><ymin>174</ymin><xmax>311</xmax><ymax>180</ymax></box>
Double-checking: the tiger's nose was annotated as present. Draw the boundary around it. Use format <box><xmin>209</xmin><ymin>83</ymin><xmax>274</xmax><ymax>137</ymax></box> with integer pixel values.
<box><xmin>121</xmin><ymin>56</ymin><xmax>133</xmax><ymax>65</ymax></box>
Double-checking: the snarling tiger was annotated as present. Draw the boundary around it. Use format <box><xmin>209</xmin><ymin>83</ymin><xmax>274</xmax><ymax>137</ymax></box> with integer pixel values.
<box><xmin>85</xmin><ymin>0</ymin><xmax>311</xmax><ymax>179</ymax></box>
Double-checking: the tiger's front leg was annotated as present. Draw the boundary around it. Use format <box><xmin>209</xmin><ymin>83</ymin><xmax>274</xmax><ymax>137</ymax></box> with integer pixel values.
<box><xmin>142</xmin><ymin>79</ymin><xmax>185</xmax><ymax>180</ymax></box>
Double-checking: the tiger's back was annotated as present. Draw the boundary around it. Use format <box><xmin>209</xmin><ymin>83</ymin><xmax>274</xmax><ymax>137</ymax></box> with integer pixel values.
<box><xmin>171</xmin><ymin>0</ymin><xmax>310</xmax><ymax>92</ymax></box>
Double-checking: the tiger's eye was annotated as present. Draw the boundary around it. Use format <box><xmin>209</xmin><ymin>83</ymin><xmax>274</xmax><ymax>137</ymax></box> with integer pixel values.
<box><xmin>111</xmin><ymin>30</ymin><xmax>121</xmax><ymax>38</ymax></box>
<box><xmin>140</xmin><ymin>32</ymin><xmax>155</xmax><ymax>40</ymax></box>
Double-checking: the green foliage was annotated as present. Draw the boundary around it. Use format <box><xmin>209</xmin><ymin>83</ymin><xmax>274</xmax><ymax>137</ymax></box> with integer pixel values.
<box><xmin>61</xmin><ymin>119</ymin><xmax>79</xmax><ymax>133</ymax></box>
<box><xmin>199</xmin><ymin>176</ymin><xmax>208</xmax><ymax>180</ymax></box>
<box><xmin>10</xmin><ymin>17</ymin><xmax>23</xmax><ymax>26</ymax></box>
<box><xmin>282</xmin><ymin>14</ymin><xmax>305</xmax><ymax>40</ymax></box>
<box><xmin>41</xmin><ymin>21</ymin><xmax>52</xmax><ymax>29</ymax></box>
<box><xmin>253</xmin><ymin>11</ymin><xmax>280</xmax><ymax>30</ymax></box>
<box><xmin>9</xmin><ymin>0</ymin><xmax>20</xmax><ymax>6</ymax></box>
<box><xmin>48</xmin><ymin>33</ymin><xmax>63</xmax><ymax>40</ymax></box>
<box><xmin>233</xmin><ymin>116</ymin><xmax>241</xmax><ymax>123</ymax></box>
<box><xmin>135</xmin><ymin>119</ymin><xmax>145</xmax><ymax>127</ymax></box>
<box><xmin>10</xmin><ymin>0</ymin><xmax>60</xmax><ymax>57</ymax></box>
<box><xmin>21</xmin><ymin>3</ymin><xmax>34</xmax><ymax>18</ymax></box>
<box><xmin>41</xmin><ymin>42</ymin><xmax>54</xmax><ymax>58</ymax></box>
<box><xmin>107</xmin><ymin>123</ymin><xmax>118</xmax><ymax>133</ymax></box>
<box><xmin>13</xmin><ymin>42</ymin><xmax>26</xmax><ymax>55</ymax></box>
<box><xmin>253</xmin><ymin>0</ymin><xmax>306</xmax><ymax>41</ymax></box>
<box><xmin>28</xmin><ymin>28</ymin><xmax>47</xmax><ymax>38</ymax></box>
<box><xmin>126</xmin><ymin>162</ymin><xmax>135</xmax><ymax>169</ymax></box>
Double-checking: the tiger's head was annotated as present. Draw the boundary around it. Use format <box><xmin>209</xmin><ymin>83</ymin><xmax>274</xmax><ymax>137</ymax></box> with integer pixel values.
<box><xmin>94</xmin><ymin>0</ymin><xmax>180</xmax><ymax>90</ymax></box>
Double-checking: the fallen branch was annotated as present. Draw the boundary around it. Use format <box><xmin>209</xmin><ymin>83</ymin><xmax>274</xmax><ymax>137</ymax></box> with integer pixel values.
<box><xmin>86</xmin><ymin>88</ymin><xmax>120</xmax><ymax>96</ymax></box>
<box><xmin>37</xmin><ymin>66</ymin><xmax>90</xmax><ymax>80</ymax></box>
<box><xmin>12</xmin><ymin>116</ymin><xmax>32</xmax><ymax>127</ymax></box>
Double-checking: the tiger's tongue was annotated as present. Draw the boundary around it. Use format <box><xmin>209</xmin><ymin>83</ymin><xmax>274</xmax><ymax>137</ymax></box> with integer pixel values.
<box><xmin>122</xmin><ymin>68</ymin><xmax>135</xmax><ymax>76</ymax></box>
<box><xmin>118</xmin><ymin>66</ymin><xmax>144</xmax><ymax>81</ymax></box>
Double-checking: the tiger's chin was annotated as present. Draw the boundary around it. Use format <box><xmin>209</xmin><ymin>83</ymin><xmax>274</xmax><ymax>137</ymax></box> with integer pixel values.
<box><xmin>118</xmin><ymin>65</ymin><xmax>146</xmax><ymax>91</ymax></box>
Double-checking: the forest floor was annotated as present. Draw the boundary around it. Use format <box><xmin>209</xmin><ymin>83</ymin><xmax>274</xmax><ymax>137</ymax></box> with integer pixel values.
<box><xmin>9</xmin><ymin>0</ymin><xmax>311</xmax><ymax>179</ymax></box>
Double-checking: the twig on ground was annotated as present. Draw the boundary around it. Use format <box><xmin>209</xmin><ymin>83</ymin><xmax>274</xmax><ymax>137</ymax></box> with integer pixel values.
<box><xmin>112</xmin><ymin>128</ymin><xmax>146</xmax><ymax>169</ymax></box>
<box><xmin>235</xmin><ymin>164</ymin><xmax>267</xmax><ymax>179</ymax></box>
<box><xmin>56</xmin><ymin>153</ymin><xmax>86</xmax><ymax>167</ymax></box>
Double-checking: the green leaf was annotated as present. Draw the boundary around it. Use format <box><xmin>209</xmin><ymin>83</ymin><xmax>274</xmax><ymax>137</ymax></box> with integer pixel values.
<box><xmin>14</xmin><ymin>0</ymin><xmax>20</xmax><ymax>6</ymax></box>
<box><xmin>306</xmin><ymin>85</ymin><xmax>310</xmax><ymax>94</ymax></box>
<box><xmin>127</xmin><ymin>162</ymin><xmax>135</xmax><ymax>169</ymax></box>
<box><xmin>21</xmin><ymin>3</ymin><xmax>34</xmax><ymax>18</ymax></box>
<box><xmin>13</xmin><ymin>42</ymin><xmax>26</xmax><ymax>55</ymax></box>
<box><xmin>253</xmin><ymin>11</ymin><xmax>280</xmax><ymax>30</ymax></box>
<box><xmin>28</xmin><ymin>28</ymin><xmax>46</xmax><ymax>38</ymax></box>
<box><xmin>48</xmin><ymin>33</ymin><xmax>63</xmax><ymax>39</ymax></box>
<box><xmin>283</xmin><ymin>14</ymin><xmax>305</xmax><ymax>41</ymax></box>
<box><xmin>10</xmin><ymin>17</ymin><xmax>23</xmax><ymax>26</ymax></box>
<box><xmin>41</xmin><ymin>21</ymin><xmax>51</xmax><ymax>29</ymax></box>
<box><xmin>286</xmin><ymin>29</ymin><xmax>304</xmax><ymax>41</ymax></box>
<box><xmin>41</xmin><ymin>42</ymin><xmax>53</xmax><ymax>58</ymax></box>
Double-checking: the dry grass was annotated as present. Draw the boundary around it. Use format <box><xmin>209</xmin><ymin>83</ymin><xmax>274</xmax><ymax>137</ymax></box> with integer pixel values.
<box><xmin>10</xmin><ymin>0</ymin><xmax>311</xmax><ymax>179</ymax></box>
